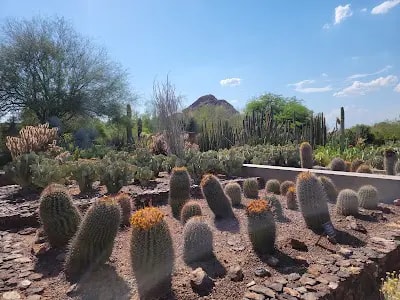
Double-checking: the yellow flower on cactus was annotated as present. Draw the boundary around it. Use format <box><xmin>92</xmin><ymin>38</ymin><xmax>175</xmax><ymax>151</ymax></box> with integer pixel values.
<box><xmin>131</xmin><ymin>207</ymin><xmax>164</xmax><ymax>230</ymax></box>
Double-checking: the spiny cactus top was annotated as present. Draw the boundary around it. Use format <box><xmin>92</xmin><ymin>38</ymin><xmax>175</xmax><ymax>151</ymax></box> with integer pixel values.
<box><xmin>200</xmin><ymin>173</ymin><xmax>213</xmax><ymax>187</ymax></box>
<box><xmin>131</xmin><ymin>207</ymin><xmax>164</xmax><ymax>230</ymax></box>
<box><xmin>172</xmin><ymin>166</ymin><xmax>188</xmax><ymax>173</ymax></box>
<box><xmin>287</xmin><ymin>186</ymin><xmax>296</xmax><ymax>193</ymax></box>
<box><xmin>246</xmin><ymin>199</ymin><xmax>270</xmax><ymax>216</ymax></box>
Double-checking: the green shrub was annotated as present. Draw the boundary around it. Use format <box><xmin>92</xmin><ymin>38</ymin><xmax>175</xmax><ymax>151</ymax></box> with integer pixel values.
<box><xmin>4</xmin><ymin>152</ymin><xmax>39</xmax><ymax>188</ymax></box>
<box><xmin>280</xmin><ymin>180</ymin><xmax>295</xmax><ymax>196</ymax></box>
<box><xmin>169</xmin><ymin>167</ymin><xmax>191</xmax><ymax>219</ymax></box>
<box><xmin>330</xmin><ymin>157</ymin><xmax>346</xmax><ymax>171</ymax></box>
<box><xmin>183</xmin><ymin>217</ymin><xmax>213</xmax><ymax>263</ymax></box>
<box><xmin>319</xmin><ymin>176</ymin><xmax>338</xmax><ymax>203</ymax></box>
<box><xmin>30</xmin><ymin>156</ymin><xmax>67</xmax><ymax>189</ymax></box>
<box><xmin>224</xmin><ymin>182</ymin><xmax>242</xmax><ymax>206</ymax></box>
<box><xmin>243</xmin><ymin>178</ymin><xmax>259</xmax><ymax>199</ymax></box>
<box><xmin>246</xmin><ymin>200</ymin><xmax>276</xmax><ymax>254</ymax></box>
<box><xmin>70</xmin><ymin>161</ymin><xmax>98</xmax><ymax>193</ymax></box>
<box><xmin>296</xmin><ymin>172</ymin><xmax>331</xmax><ymax>232</ymax></box>
<box><xmin>180</xmin><ymin>200</ymin><xmax>202</xmax><ymax>224</ymax></box>
<box><xmin>39</xmin><ymin>183</ymin><xmax>81</xmax><ymax>248</ymax></box>
<box><xmin>130</xmin><ymin>207</ymin><xmax>174</xmax><ymax>299</ymax></box>
<box><xmin>98</xmin><ymin>157</ymin><xmax>135</xmax><ymax>194</ymax></box>
<box><xmin>336</xmin><ymin>189</ymin><xmax>359</xmax><ymax>216</ymax></box>
<box><xmin>201</xmin><ymin>174</ymin><xmax>233</xmax><ymax>219</ymax></box>
<box><xmin>266</xmin><ymin>179</ymin><xmax>280</xmax><ymax>194</ymax></box>
<box><xmin>65</xmin><ymin>196</ymin><xmax>121</xmax><ymax>281</ymax></box>
<box><xmin>134</xmin><ymin>166</ymin><xmax>154</xmax><ymax>186</ymax></box>
<box><xmin>358</xmin><ymin>185</ymin><xmax>379</xmax><ymax>209</ymax></box>
<box><xmin>218</xmin><ymin>148</ymin><xmax>244</xmax><ymax>176</ymax></box>
<box><xmin>299</xmin><ymin>142</ymin><xmax>313</xmax><ymax>169</ymax></box>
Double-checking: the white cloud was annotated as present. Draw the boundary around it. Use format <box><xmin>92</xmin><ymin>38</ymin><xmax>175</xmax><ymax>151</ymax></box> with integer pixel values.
<box><xmin>395</xmin><ymin>83</ymin><xmax>400</xmax><ymax>92</ymax></box>
<box><xmin>288</xmin><ymin>80</ymin><xmax>332</xmax><ymax>93</ymax></box>
<box><xmin>220</xmin><ymin>78</ymin><xmax>241</xmax><ymax>87</ymax></box>
<box><xmin>323</xmin><ymin>23</ymin><xmax>331</xmax><ymax>30</ymax></box>
<box><xmin>322</xmin><ymin>73</ymin><xmax>328</xmax><ymax>77</ymax></box>
<box><xmin>335</xmin><ymin>4</ymin><xmax>353</xmax><ymax>24</ymax></box>
<box><xmin>361</xmin><ymin>8</ymin><xmax>368</xmax><ymax>12</ymax></box>
<box><xmin>334</xmin><ymin>75</ymin><xmax>398</xmax><ymax>97</ymax></box>
<box><xmin>371</xmin><ymin>0</ymin><xmax>400</xmax><ymax>14</ymax></box>
<box><xmin>346</xmin><ymin>65</ymin><xmax>392</xmax><ymax>80</ymax></box>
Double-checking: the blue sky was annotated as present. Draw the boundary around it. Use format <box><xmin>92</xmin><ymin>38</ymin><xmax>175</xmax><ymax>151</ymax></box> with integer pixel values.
<box><xmin>1</xmin><ymin>0</ymin><xmax>400</xmax><ymax>127</ymax></box>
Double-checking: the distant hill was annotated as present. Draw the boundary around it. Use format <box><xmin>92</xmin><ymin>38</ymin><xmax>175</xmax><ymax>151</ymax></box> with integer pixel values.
<box><xmin>183</xmin><ymin>94</ymin><xmax>238</xmax><ymax>115</ymax></box>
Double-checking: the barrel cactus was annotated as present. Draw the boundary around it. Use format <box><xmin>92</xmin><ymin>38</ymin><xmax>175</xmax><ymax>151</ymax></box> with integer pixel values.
<box><xmin>356</xmin><ymin>164</ymin><xmax>372</xmax><ymax>173</ymax></box>
<box><xmin>266</xmin><ymin>179</ymin><xmax>281</xmax><ymax>195</ymax></box>
<box><xmin>351</xmin><ymin>159</ymin><xmax>364</xmax><ymax>172</ymax></box>
<box><xmin>358</xmin><ymin>185</ymin><xmax>379</xmax><ymax>209</ymax></box>
<box><xmin>246</xmin><ymin>200</ymin><xmax>276</xmax><ymax>254</ymax></box>
<box><xmin>265</xmin><ymin>194</ymin><xmax>283</xmax><ymax>220</ymax></box>
<box><xmin>224</xmin><ymin>182</ymin><xmax>242</xmax><ymax>206</ymax></box>
<box><xmin>201</xmin><ymin>174</ymin><xmax>233</xmax><ymax>219</ymax></box>
<box><xmin>168</xmin><ymin>167</ymin><xmax>191</xmax><ymax>218</ymax></box>
<box><xmin>180</xmin><ymin>200</ymin><xmax>202</xmax><ymax>224</ymax></box>
<box><xmin>319</xmin><ymin>176</ymin><xmax>338</xmax><ymax>203</ymax></box>
<box><xmin>296</xmin><ymin>172</ymin><xmax>331</xmax><ymax>232</ymax></box>
<box><xmin>243</xmin><ymin>178</ymin><xmax>259</xmax><ymax>199</ymax></box>
<box><xmin>286</xmin><ymin>186</ymin><xmax>298</xmax><ymax>210</ymax></box>
<box><xmin>395</xmin><ymin>161</ymin><xmax>400</xmax><ymax>175</ymax></box>
<box><xmin>65</xmin><ymin>196</ymin><xmax>121</xmax><ymax>281</ymax></box>
<box><xmin>280</xmin><ymin>180</ymin><xmax>295</xmax><ymax>196</ymax></box>
<box><xmin>299</xmin><ymin>142</ymin><xmax>313</xmax><ymax>169</ymax></box>
<box><xmin>115</xmin><ymin>192</ymin><xmax>132</xmax><ymax>227</ymax></box>
<box><xmin>130</xmin><ymin>207</ymin><xmax>174</xmax><ymax>299</ymax></box>
<box><xmin>39</xmin><ymin>184</ymin><xmax>81</xmax><ymax>248</ymax></box>
<box><xmin>336</xmin><ymin>189</ymin><xmax>359</xmax><ymax>216</ymax></box>
<box><xmin>384</xmin><ymin>149</ymin><xmax>398</xmax><ymax>175</ymax></box>
<box><xmin>183</xmin><ymin>217</ymin><xmax>213</xmax><ymax>263</ymax></box>
<box><xmin>330</xmin><ymin>158</ymin><xmax>346</xmax><ymax>171</ymax></box>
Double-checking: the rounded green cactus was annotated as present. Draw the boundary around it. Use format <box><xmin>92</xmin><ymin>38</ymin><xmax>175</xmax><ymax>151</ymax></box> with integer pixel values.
<box><xmin>65</xmin><ymin>196</ymin><xmax>121</xmax><ymax>281</ymax></box>
<box><xmin>330</xmin><ymin>157</ymin><xmax>346</xmax><ymax>171</ymax></box>
<box><xmin>130</xmin><ymin>207</ymin><xmax>174</xmax><ymax>299</ymax></box>
<box><xmin>115</xmin><ymin>192</ymin><xmax>132</xmax><ymax>227</ymax></box>
<box><xmin>296</xmin><ymin>172</ymin><xmax>331</xmax><ymax>232</ymax></box>
<box><xmin>183</xmin><ymin>217</ymin><xmax>213</xmax><ymax>263</ymax></box>
<box><xmin>224</xmin><ymin>182</ymin><xmax>242</xmax><ymax>206</ymax></box>
<box><xmin>384</xmin><ymin>149</ymin><xmax>398</xmax><ymax>175</ymax></box>
<box><xmin>356</xmin><ymin>164</ymin><xmax>372</xmax><ymax>173</ymax></box>
<box><xmin>266</xmin><ymin>179</ymin><xmax>281</xmax><ymax>195</ymax></box>
<box><xmin>243</xmin><ymin>178</ymin><xmax>259</xmax><ymax>199</ymax></box>
<box><xmin>318</xmin><ymin>176</ymin><xmax>338</xmax><ymax>203</ymax></box>
<box><xmin>39</xmin><ymin>183</ymin><xmax>81</xmax><ymax>248</ymax></box>
<box><xmin>299</xmin><ymin>142</ymin><xmax>313</xmax><ymax>169</ymax></box>
<box><xmin>358</xmin><ymin>185</ymin><xmax>379</xmax><ymax>209</ymax></box>
<box><xmin>350</xmin><ymin>159</ymin><xmax>364</xmax><ymax>172</ymax></box>
<box><xmin>201</xmin><ymin>174</ymin><xmax>233</xmax><ymax>219</ymax></box>
<box><xmin>280</xmin><ymin>180</ymin><xmax>295</xmax><ymax>196</ymax></box>
<box><xmin>286</xmin><ymin>186</ymin><xmax>298</xmax><ymax>210</ymax></box>
<box><xmin>168</xmin><ymin>167</ymin><xmax>191</xmax><ymax>218</ymax></box>
<box><xmin>336</xmin><ymin>189</ymin><xmax>359</xmax><ymax>216</ymax></box>
<box><xmin>180</xmin><ymin>200</ymin><xmax>202</xmax><ymax>224</ymax></box>
<box><xmin>246</xmin><ymin>200</ymin><xmax>276</xmax><ymax>254</ymax></box>
<box><xmin>265</xmin><ymin>194</ymin><xmax>283</xmax><ymax>219</ymax></box>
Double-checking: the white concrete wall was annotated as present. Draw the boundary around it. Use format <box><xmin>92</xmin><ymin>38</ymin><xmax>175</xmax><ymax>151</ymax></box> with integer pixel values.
<box><xmin>242</xmin><ymin>164</ymin><xmax>400</xmax><ymax>204</ymax></box>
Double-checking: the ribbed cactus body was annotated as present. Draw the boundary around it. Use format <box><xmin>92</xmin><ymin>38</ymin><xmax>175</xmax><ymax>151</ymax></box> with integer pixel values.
<box><xmin>356</xmin><ymin>164</ymin><xmax>372</xmax><ymax>173</ymax></box>
<box><xmin>201</xmin><ymin>174</ymin><xmax>233</xmax><ymax>219</ymax></box>
<box><xmin>243</xmin><ymin>178</ymin><xmax>259</xmax><ymax>199</ymax></box>
<box><xmin>395</xmin><ymin>161</ymin><xmax>400</xmax><ymax>175</ymax></box>
<box><xmin>280</xmin><ymin>180</ymin><xmax>295</xmax><ymax>196</ymax></box>
<box><xmin>299</xmin><ymin>142</ymin><xmax>313</xmax><ymax>169</ymax></box>
<box><xmin>246</xmin><ymin>200</ymin><xmax>276</xmax><ymax>254</ymax></box>
<box><xmin>265</xmin><ymin>194</ymin><xmax>283</xmax><ymax>219</ymax></box>
<box><xmin>286</xmin><ymin>187</ymin><xmax>298</xmax><ymax>210</ymax></box>
<box><xmin>183</xmin><ymin>217</ymin><xmax>213</xmax><ymax>263</ymax></box>
<box><xmin>351</xmin><ymin>160</ymin><xmax>364</xmax><ymax>172</ymax></box>
<box><xmin>318</xmin><ymin>176</ymin><xmax>338</xmax><ymax>203</ymax></box>
<box><xmin>384</xmin><ymin>149</ymin><xmax>398</xmax><ymax>175</ymax></box>
<box><xmin>39</xmin><ymin>184</ymin><xmax>81</xmax><ymax>248</ymax></box>
<box><xmin>358</xmin><ymin>185</ymin><xmax>379</xmax><ymax>209</ymax></box>
<box><xmin>130</xmin><ymin>207</ymin><xmax>174</xmax><ymax>299</ymax></box>
<box><xmin>296</xmin><ymin>172</ymin><xmax>331</xmax><ymax>232</ymax></box>
<box><xmin>336</xmin><ymin>189</ymin><xmax>359</xmax><ymax>216</ymax></box>
<box><xmin>224</xmin><ymin>182</ymin><xmax>242</xmax><ymax>206</ymax></box>
<box><xmin>330</xmin><ymin>158</ymin><xmax>346</xmax><ymax>171</ymax></box>
<box><xmin>115</xmin><ymin>193</ymin><xmax>132</xmax><ymax>227</ymax></box>
<box><xmin>180</xmin><ymin>200</ymin><xmax>202</xmax><ymax>224</ymax></box>
<box><xmin>266</xmin><ymin>179</ymin><xmax>281</xmax><ymax>194</ymax></box>
<box><xmin>65</xmin><ymin>197</ymin><xmax>121</xmax><ymax>281</ymax></box>
<box><xmin>168</xmin><ymin>167</ymin><xmax>191</xmax><ymax>218</ymax></box>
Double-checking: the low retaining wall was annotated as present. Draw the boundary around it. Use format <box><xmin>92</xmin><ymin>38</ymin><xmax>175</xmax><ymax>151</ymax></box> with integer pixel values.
<box><xmin>242</xmin><ymin>164</ymin><xmax>400</xmax><ymax>203</ymax></box>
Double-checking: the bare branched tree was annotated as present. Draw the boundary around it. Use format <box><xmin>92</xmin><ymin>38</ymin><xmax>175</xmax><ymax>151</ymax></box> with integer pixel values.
<box><xmin>152</xmin><ymin>76</ymin><xmax>184</xmax><ymax>157</ymax></box>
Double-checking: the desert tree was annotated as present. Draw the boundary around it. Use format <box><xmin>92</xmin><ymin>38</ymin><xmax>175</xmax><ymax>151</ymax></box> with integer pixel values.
<box><xmin>0</xmin><ymin>16</ymin><xmax>132</xmax><ymax>123</ymax></box>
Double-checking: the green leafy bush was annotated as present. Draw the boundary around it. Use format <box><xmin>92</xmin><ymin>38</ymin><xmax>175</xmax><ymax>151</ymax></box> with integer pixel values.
<box><xmin>4</xmin><ymin>152</ymin><xmax>39</xmax><ymax>188</ymax></box>
<box><xmin>70</xmin><ymin>161</ymin><xmax>98</xmax><ymax>193</ymax></box>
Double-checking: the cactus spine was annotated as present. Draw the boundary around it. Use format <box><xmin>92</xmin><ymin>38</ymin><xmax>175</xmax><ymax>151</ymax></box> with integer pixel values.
<box><xmin>330</xmin><ymin>157</ymin><xmax>346</xmax><ymax>171</ymax></box>
<box><xmin>358</xmin><ymin>185</ymin><xmax>379</xmax><ymax>209</ymax></box>
<box><xmin>266</xmin><ymin>179</ymin><xmax>281</xmax><ymax>194</ymax></box>
<box><xmin>115</xmin><ymin>192</ymin><xmax>132</xmax><ymax>227</ymax></box>
<box><xmin>201</xmin><ymin>174</ymin><xmax>233</xmax><ymax>219</ymax></box>
<box><xmin>246</xmin><ymin>200</ymin><xmax>276</xmax><ymax>254</ymax></box>
<box><xmin>319</xmin><ymin>176</ymin><xmax>338</xmax><ymax>203</ymax></box>
<box><xmin>336</xmin><ymin>189</ymin><xmax>359</xmax><ymax>216</ymax></box>
<box><xmin>168</xmin><ymin>167</ymin><xmax>191</xmax><ymax>218</ymax></box>
<box><xmin>130</xmin><ymin>207</ymin><xmax>174</xmax><ymax>299</ymax></box>
<box><xmin>384</xmin><ymin>149</ymin><xmax>398</xmax><ymax>175</ymax></box>
<box><xmin>286</xmin><ymin>186</ymin><xmax>298</xmax><ymax>210</ymax></box>
<box><xmin>183</xmin><ymin>217</ymin><xmax>213</xmax><ymax>263</ymax></box>
<box><xmin>39</xmin><ymin>184</ymin><xmax>81</xmax><ymax>248</ymax></box>
<box><xmin>243</xmin><ymin>178</ymin><xmax>259</xmax><ymax>199</ymax></box>
<box><xmin>280</xmin><ymin>180</ymin><xmax>295</xmax><ymax>196</ymax></box>
<box><xmin>299</xmin><ymin>142</ymin><xmax>313</xmax><ymax>169</ymax></box>
<box><xmin>180</xmin><ymin>200</ymin><xmax>202</xmax><ymax>224</ymax></box>
<box><xmin>65</xmin><ymin>197</ymin><xmax>121</xmax><ymax>281</ymax></box>
<box><xmin>224</xmin><ymin>182</ymin><xmax>242</xmax><ymax>206</ymax></box>
<box><xmin>296</xmin><ymin>172</ymin><xmax>331</xmax><ymax>232</ymax></box>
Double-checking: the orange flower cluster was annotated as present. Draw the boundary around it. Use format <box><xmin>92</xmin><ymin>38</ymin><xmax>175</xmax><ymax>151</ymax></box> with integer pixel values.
<box><xmin>287</xmin><ymin>186</ymin><xmax>296</xmax><ymax>193</ymax></box>
<box><xmin>172</xmin><ymin>166</ymin><xmax>188</xmax><ymax>173</ymax></box>
<box><xmin>246</xmin><ymin>199</ymin><xmax>270</xmax><ymax>215</ymax></box>
<box><xmin>131</xmin><ymin>207</ymin><xmax>164</xmax><ymax>230</ymax></box>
